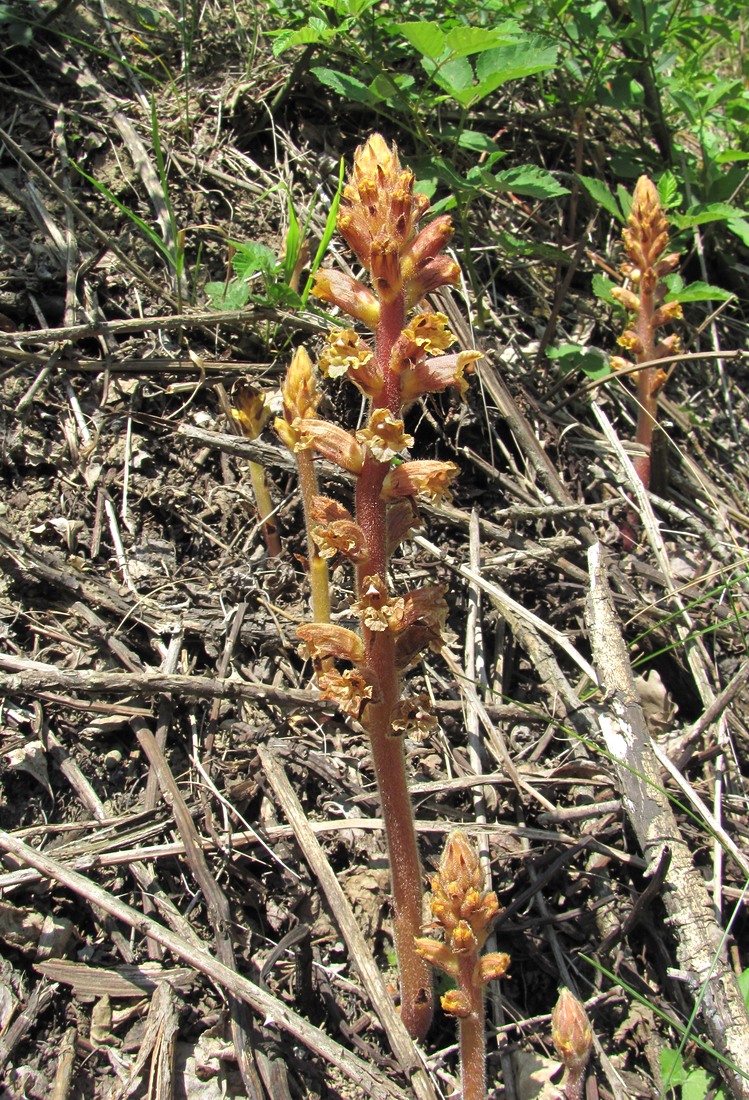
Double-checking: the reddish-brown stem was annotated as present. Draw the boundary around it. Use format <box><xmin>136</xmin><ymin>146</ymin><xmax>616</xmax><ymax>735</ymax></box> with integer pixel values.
<box><xmin>632</xmin><ymin>275</ymin><xmax>658</xmax><ymax>491</ymax></box>
<box><xmin>355</xmin><ymin>291</ymin><xmax>434</xmax><ymax>1040</ymax></box>
<box><xmin>457</xmin><ymin>954</ymin><xmax>487</xmax><ymax>1100</ymax></box>
<box><xmin>562</xmin><ymin>1065</ymin><xmax>586</xmax><ymax>1100</ymax></box>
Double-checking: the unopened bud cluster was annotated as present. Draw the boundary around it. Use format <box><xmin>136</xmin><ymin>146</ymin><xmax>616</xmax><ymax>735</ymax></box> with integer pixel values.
<box><xmin>609</xmin><ymin>175</ymin><xmax>682</xmax><ymax>395</ymax></box>
<box><xmin>415</xmin><ymin>831</ymin><xmax>510</xmax><ymax>1018</ymax></box>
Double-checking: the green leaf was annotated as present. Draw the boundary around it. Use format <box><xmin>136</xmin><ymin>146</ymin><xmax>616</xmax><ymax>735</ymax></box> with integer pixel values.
<box><xmin>302</xmin><ymin>155</ymin><xmax>346</xmax><ymax>305</ymax></box>
<box><xmin>715</xmin><ymin>149</ymin><xmax>749</xmax><ymax>165</ymax></box>
<box><xmin>204</xmin><ymin>281</ymin><xmax>250</xmax><ymax>310</ymax></box>
<box><xmin>491</xmin><ymin>165</ymin><xmax>568</xmax><ymax>199</ymax></box>
<box><xmin>657</xmin><ymin>170</ymin><xmax>681</xmax><ymax>210</ymax></box>
<box><xmin>682</xmin><ymin>1066</ymin><xmax>714</xmax><ymax>1100</ymax></box>
<box><xmin>431</xmin><ymin>55</ymin><xmax>475</xmax><ymax>96</ymax></box>
<box><xmin>497</xmin><ymin>230</ymin><xmax>569</xmax><ymax>261</ymax></box>
<box><xmin>311</xmin><ymin>65</ymin><xmax>378</xmax><ymax>104</ymax></box>
<box><xmin>738</xmin><ymin>968</ymin><xmax>749</xmax><ymax>1010</ymax></box>
<box><xmin>397</xmin><ymin>20</ymin><xmax>446</xmax><ymax>60</ymax></box>
<box><xmin>230</xmin><ymin>241</ymin><xmax>278</xmax><ymax>280</ymax></box>
<box><xmin>443</xmin><ymin>23</ymin><xmax>517</xmax><ymax>57</ymax></box>
<box><xmin>578</xmin><ymin>175</ymin><xmax>624</xmax><ymax>222</ymax></box>
<box><xmin>474</xmin><ymin>39</ymin><xmax>558</xmax><ymax>87</ymax></box>
<box><xmin>592</xmin><ymin>273</ymin><xmax>620</xmax><ymax>306</ymax></box>
<box><xmin>672</xmin><ymin>202</ymin><xmax>744</xmax><ymax>229</ymax></box>
<box><xmin>369</xmin><ymin>71</ymin><xmax>413</xmax><ymax>103</ymax></box>
<box><xmin>270</xmin><ymin>22</ymin><xmax>330</xmax><ymax>55</ymax></box>
<box><xmin>547</xmin><ymin>343</ymin><xmax>610</xmax><ymax>380</ymax></box>
<box><xmin>661</xmin><ymin>1048</ymin><xmax>688</xmax><ymax>1087</ymax></box>
<box><xmin>440</xmin><ymin>127</ymin><xmax>502</xmax><ymax>154</ymax></box>
<box><xmin>616</xmin><ymin>184</ymin><xmax>632</xmax><ymax>221</ymax></box>
<box><xmin>71</xmin><ymin>161</ymin><xmax>176</xmax><ymax>268</ymax></box>
<box><xmin>283</xmin><ymin>193</ymin><xmax>302</xmax><ymax>284</ymax></box>
<box><xmin>727</xmin><ymin>217</ymin><xmax>749</xmax><ymax>246</ymax></box>
<box><xmin>667</xmin><ymin>281</ymin><xmax>733</xmax><ymax>303</ymax></box>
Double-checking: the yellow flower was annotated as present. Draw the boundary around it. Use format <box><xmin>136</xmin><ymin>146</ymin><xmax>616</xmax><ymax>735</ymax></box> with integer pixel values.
<box><xmin>318</xmin><ymin>329</ymin><xmax>381</xmax><ymax>398</ymax></box>
<box><xmin>356</xmin><ymin>409</ymin><xmax>413</xmax><ymax>463</ymax></box>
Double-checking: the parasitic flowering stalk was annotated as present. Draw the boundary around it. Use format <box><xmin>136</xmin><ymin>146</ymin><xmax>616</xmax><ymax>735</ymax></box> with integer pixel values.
<box><xmin>281</xmin><ymin>134</ymin><xmax>480</xmax><ymax>1040</ymax></box>
<box><xmin>229</xmin><ymin>382</ymin><xmax>282</xmax><ymax>558</ymax></box>
<box><xmin>610</xmin><ymin>176</ymin><xmax>681</xmax><ymax>499</ymax></box>
<box><xmin>275</xmin><ymin>346</ymin><xmax>331</xmax><ymax>624</ymax></box>
<box><xmin>415</xmin><ymin>831</ymin><xmax>510</xmax><ymax>1100</ymax></box>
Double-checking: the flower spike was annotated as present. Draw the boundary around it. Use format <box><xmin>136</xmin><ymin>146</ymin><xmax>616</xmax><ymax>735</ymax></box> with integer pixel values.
<box><xmin>279</xmin><ymin>134</ymin><xmax>479</xmax><ymax>1043</ymax></box>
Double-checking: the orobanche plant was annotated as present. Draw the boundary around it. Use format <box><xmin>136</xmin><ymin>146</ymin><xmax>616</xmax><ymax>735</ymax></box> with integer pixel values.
<box><xmin>416</xmin><ymin>831</ymin><xmax>510</xmax><ymax>1099</ymax></box>
<box><xmin>276</xmin><ymin>133</ymin><xmax>480</xmax><ymax>1039</ymax></box>
<box><xmin>610</xmin><ymin>177</ymin><xmax>681</xmax><ymax>494</ymax></box>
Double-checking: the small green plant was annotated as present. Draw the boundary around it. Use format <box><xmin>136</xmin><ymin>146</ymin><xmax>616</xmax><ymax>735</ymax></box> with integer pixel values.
<box><xmin>205</xmin><ymin>169</ymin><xmax>345</xmax><ymax>313</ymax></box>
<box><xmin>660</xmin><ymin>1046</ymin><xmax>728</xmax><ymax>1100</ymax></box>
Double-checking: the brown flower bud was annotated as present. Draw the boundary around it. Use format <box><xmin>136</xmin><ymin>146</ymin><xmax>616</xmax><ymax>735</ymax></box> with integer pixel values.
<box><xmin>551</xmin><ymin>988</ymin><xmax>592</xmax><ymax>1072</ymax></box>
<box><xmin>311</xmin><ymin>270</ymin><xmax>380</xmax><ymax>329</ymax></box>
<box><xmin>292</xmin><ymin>418</ymin><xmax>365</xmax><ymax>475</ymax></box>
<box><xmin>282</xmin><ymin>345</ymin><xmax>320</xmax><ymax>423</ymax></box>
<box><xmin>231</xmin><ymin>383</ymin><xmax>271</xmax><ymax>440</ymax></box>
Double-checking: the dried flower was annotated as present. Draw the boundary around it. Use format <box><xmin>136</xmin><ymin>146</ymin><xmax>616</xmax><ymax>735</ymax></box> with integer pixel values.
<box><xmin>317</xmin><ymin>667</ymin><xmax>380</xmax><ymax>717</ymax></box>
<box><xmin>352</xmin><ymin>574</ymin><xmax>406</xmax><ymax>632</ymax></box>
<box><xmin>311</xmin><ymin>521</ymin><xmax>368</xmax><ymax>561</ymax></box>
<box><xmin>391</xmin><ymin>696</ymin><xmax>438</xmax><ymax>739</ymax></box>
<box><xmin>297</xmin><ymin>623</ymin><xmax>364</xmax><ymax>665</ymax></box>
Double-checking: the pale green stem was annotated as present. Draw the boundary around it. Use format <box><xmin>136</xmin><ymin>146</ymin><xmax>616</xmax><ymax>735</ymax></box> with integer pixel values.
<box><xmin>295</xmin><ymin>449</ymin><xmax>331</xmax><ymax>624</ymax></box>
<box><xmin>248</xmin><ymin>461</ymin><xmax>282</xmax><ymax>558</ymax></box>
